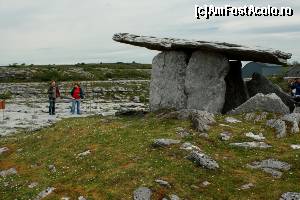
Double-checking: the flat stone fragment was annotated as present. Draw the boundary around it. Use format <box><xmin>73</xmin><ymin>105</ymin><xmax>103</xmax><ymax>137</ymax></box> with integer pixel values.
<box><xmin>220</xmin><ymin>132</ymin><xmax>231</xmax><ymax>141</ymax></box>
<box><xmin>77</xmin><ymin>150</ymin><xmax>91</xmax><ymax>157</ymax></box>
<box><xmin>155</xmin><ymin>179</ymin><xmax>171</xmax><ymax>187</ymax></box>
<box><xmin>266</xmin><ymin>119</ymin><xmax>287</xmax><ymax>138</ymax></box>
<box><xmin>0</xmin><ymin>147</ymin><xmax>9</xmax><ymax>155</ymax></box>
<box><xmin>188</xmin><ymin>151</ymin><xmax>219</xmax><ymax>170</ymax></box>
<box><xmin>240</xmin><ymin>183</ymin><xmax>254</xmax><ymax>190</ymax></box>
<box><xmin>225</xmin><ymin>117</ymin><xmax>241</xmax><ymax>123</ymax></box>
<box><xmin>28</xmin><ymin>182</ymin><xmax>38</xmax><ymax>188</ymax></box>
<box><xmin>113</xmin><ymin>33</ymin><xmax>291</xmax><ymax>64</ymax></box>
<box><xmin>78</xmin><ymin>196</ymin><xmax>87</xmax><ymax>200</ymax></box>
<box><xmin>248</xmin><ymin>159</ymin><xmax>291</xmax><ymax>171</ymax></box>
<box><xmin>152</xmin><ymin>139</ymin><xmax>181</xmax><ymax>148</ymax></box>
<box><xmin>0</xmin><ymin>168</ymin><xmax>17</xmax><ymax>177</ymax></box>
<box><xmin>33</xmin><ymin>187</ymin><xmax>55</xmax><ymax>200</ymax></box>
<box><xmin>133</xmin><ymin>187</ymin><xmax>152</xmax><ymax>200</ymax></box>
<box><xmin>230</xmin><ymin>142</ymin><xmax>271</xmax><ymax>149</ymax></box>
<box><xmin>180</xmin><ymin>142</ymin><xmax>201</xmax><ymax>152</ymax></box>
<box><xmin>280</xmin><ymin>192</ymin><xmax>300</xmax><ymax>200</ymax></box>
<box><xmin>291</xmin><ymin>144</ymin><xmax>300</xmax><ymax>150</ymax></box>
<box><xmin>229</xmin><ymin>93</ymin><xmax>290</xmax><ymax>115</ymax></box>
<box><xmin>169</xmin><ymin>194</ymin><xmax>181</xmax><ymax>200</ymax></box>
<box><xmin>245</xmin><ymin>132</ymin><xmax>265</xmax><ymax>141</ymax></box>
<box><xmin>262</xmin><ymin>167</ymin><xmax>283</xmax><ymax>178</ymax></box>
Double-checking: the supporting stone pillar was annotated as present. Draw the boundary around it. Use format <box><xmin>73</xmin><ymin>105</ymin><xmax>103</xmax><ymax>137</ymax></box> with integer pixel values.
<box><xmin>150</xmin><ymin>51</ymin><xmax>188</xmax><ymax>111</ymax></box>
<box><xmin>222</xmin><ymin>60</ymin><xmax>249</xmax><ymax>113</ymax></box>
<box><xmin>185</xmin><ymin>51</ymin><xmax>230</xmax><ymax>113</ymax></box>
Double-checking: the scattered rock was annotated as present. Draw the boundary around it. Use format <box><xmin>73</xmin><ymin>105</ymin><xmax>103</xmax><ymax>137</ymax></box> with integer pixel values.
<box><xmin>266</xmin><ymin>119</ymin><xmax>287</xmax><ymax>138</ymax></box>
<box><xmin>191</xmin><ymin>111</ymin><xmax>215</xmax><ymax>132</ymax></box>
<box><xmin>291</xmin><ymin>144</ymin><xmax>300</xmax><ymax>150</ymax></box>
<box><xmin>245</xmin><ymin>132</ymin><xmax>265</xmax><ymax>141</ymax></box>
<box><xmin>169</xmin><ymin>194</ymin><xmax>181</xmax><ymax>200</ymax></box>
<box><xmin>280</xmin><ymin>192</ymin><xmax>300</xmax><ymax>200</ymax></box>
<box><xmin>0</xmin><ymin>168</ymin><xmax>17</xmax><ymax>177</ymax></box>
<box><xmin>230</xmin><ymin>142</ymin><xmax>271</xmax><ymax>149</ymax></box>
<box><xmin>61</xmin><ymin>197</ymin><xmax>70</xmax><ymax>200</ymax></box>
<box><xmin>77</xmin><ymin>150</ymin><xmax>91</xmax><ymax>157</ymax></box>
<box><xmin>133</xmin><ymin>186</ymin><xmax>152</xmax><ymax>200</ymax></box>
<box><xmin>48</xmin><ymin>165</ymin><xmax>56</xmax><ymax>173</ymax></box>
<box><xmin>202</xmin><ymin>181</ymin><xmax>211</xmax><ymax>187</ymax></box>
<box><xmin>175</xmin><ymin>127</ymin><xmax>191</xmax><ymax>137</ymax></box>
<box><xmin>78</xmin><ymin>196</ymin><xmax>87</xmax><ymax>200</ymax></box>
<box><xmin>188</xmin><ymin>151</ymin><xmax>219</xmax><ymax>170</ymax></box>
<box><xmin>33</xmin><ymin>187</ymin><xmax>55</xmax><ymax>200</ymax></box>
<box><xmin>152</xmin><ymin>139</ymin><xmax>181</xmax><ymax>148</ymax></box>
<box><xmin>0</xmin><ymin>147</ymin><xmax>9</xmax><ymax>155</ymax></box>
<box><xmin>155</xmin><ymin>179</ymin><xmax>171</xmax><ymax>188</ymax></box>
<box><xmin>180</xmin><ymin>142</ymin><xmax>201</xmax><ymax>152</ymax></box>
<box><xmin>225</xmin><ymin>117</ymin><xmax>241</xmax><ymax>123</ymax></box>
<box><xmin>220</xmin><ymin>132</ymin><xmax>231</xmax><ymax>141</ymax></box>
<box><xmin>229</xmin><ymin>93</ymin><xmax>290</xmax><ymax>115</ymax></box>
<box><xmin>28</xmin><ymin>182</ymin><xmax>38</xmax><ymax>188</ymax></box>
<box><xmin>240</xmin><ymin>183</ymin><xmax>254</xmax><ymax>190</ymax></box>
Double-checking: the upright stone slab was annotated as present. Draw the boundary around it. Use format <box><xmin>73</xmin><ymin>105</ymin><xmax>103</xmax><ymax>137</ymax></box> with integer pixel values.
<box><xmin>185</xmin><ymin>51</ymin><xmax>230</xmax><ymax>113</ymax></box>
<box><xmin>222</xmin><ymin>61</ymin><xmax>249</xmax><ymax>113</ymax></box>
<box><xmin>150</xmin><ymin>51</ymin><xmax>188</xmax><ymax>111</ymax></box>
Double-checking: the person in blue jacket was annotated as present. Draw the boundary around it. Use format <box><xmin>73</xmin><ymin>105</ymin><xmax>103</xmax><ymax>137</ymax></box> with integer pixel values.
<box><xmin>290</xmin><ymin>78</ymin><xmax>300</xmax><ymax>97</ymax></box>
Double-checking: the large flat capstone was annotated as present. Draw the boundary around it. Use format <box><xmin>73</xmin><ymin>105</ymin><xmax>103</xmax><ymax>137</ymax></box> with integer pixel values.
<box><xmin>113</xmin><ymin>33</ymin><xmax>291</xmax><ymax>64</ymax></box>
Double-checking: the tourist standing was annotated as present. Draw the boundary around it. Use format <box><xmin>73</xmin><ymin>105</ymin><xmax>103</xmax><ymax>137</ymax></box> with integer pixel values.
<box><xmin>47</xmin><ymin>80</ymin><xmax>60</xmax><ymax>115</ymax></box>
<box><xmin>70</xmin><ymin>82</ymin><xmax>84</xmax><ymax>114</ymax></box>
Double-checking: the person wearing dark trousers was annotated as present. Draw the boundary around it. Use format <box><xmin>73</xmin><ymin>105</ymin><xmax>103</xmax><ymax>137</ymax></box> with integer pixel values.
<box><xmin>47</xmin><ymin>80</ymin><xmax>60</xmax><ymax>115</ymax></box>
<box><xmin>70</xmin><ymin>82</ymin><xmax>84</xmax><ymax>114</ymax></box>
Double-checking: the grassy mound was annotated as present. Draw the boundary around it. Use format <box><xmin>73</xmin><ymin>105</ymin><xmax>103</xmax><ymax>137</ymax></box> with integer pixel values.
<box><xmin>0</xmin><ymin>114</ymin><xmax>300</xmax><ymax>199</ymax></box>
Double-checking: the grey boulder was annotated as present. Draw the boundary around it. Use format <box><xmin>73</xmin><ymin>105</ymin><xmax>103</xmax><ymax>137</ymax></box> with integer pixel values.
<box><xmin>266</xmin><ymin>119</ymin><xmax>287</xmax><ymax>138</ymax></box>
<box><xmin>188</xmin><ymin>151</ymin><xmax>219</xmax><ymax>170</ymax></box>
<box><xmin>229</xmin><ymin>93</ymin><xmax>289</xmax><ymax>115</ymax></box>
<box><xmin>280</xmin><ymin>192</ymin><xmax>300</xmax><ymax>200</ymax></box>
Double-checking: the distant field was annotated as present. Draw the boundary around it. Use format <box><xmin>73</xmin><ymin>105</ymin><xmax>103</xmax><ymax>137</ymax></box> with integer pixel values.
<box><xmin>0</xmin><ymin>63</ymin><xmax>152</xmax><ymax>83</ymax></box>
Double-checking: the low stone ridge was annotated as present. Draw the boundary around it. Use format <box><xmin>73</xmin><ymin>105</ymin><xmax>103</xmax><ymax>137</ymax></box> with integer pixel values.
<box><xmin>152</xmin><ymin>139</ymin><xmax>181</xmax><ymax>148</ymax></box>
<box><xmin>113</xmin><ymin>33</ymin><xmax>291</xmax><ymax>64</ymax></box>
<box><xmin>229</xmin><ymin>93</ymin><xmax>290</xmax><ymax>115</ymax></box>
<box><xmin>266</xmin><ymin>119</ymin><xmax>287</xmax><ymax>138</ymax></box>
<box><xmin>188</xmin><ymin>150</ymin><xmax>219</xmax><ymax>170</ymax></box>
<box><xmin>180</xmin><ymin>142</ymin><xmax>202</xmax><ymax>152</ymax></box>
<box><xmin>248</xmin><ymin>159</ymin><xmax>291</xmax><ymax>178</ymax></box>
<box><xmin>230</xmin><ymin>142</ymin><xmax>271</xmax><ymax>149</ymax></box>
<box><xmin>133</xmin><ymin>187</ymin><xmax>152</xmax><ymax>200</ymax></box>
<box><xmin>246</xmin><ymin>73</ymin><xmax>295</xmax><ymax>112</ymax></box>
<box><xmin>280</xmin><ymin>192</ymin><xmax>300</xmax><ymax>200</ymax></box>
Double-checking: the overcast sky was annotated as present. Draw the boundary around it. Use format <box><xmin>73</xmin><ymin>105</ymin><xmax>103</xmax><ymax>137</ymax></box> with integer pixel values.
<box><xmin>0</xmin><ymin>0</ymin><xmax>299</xmax><ymax>65</ymax></box>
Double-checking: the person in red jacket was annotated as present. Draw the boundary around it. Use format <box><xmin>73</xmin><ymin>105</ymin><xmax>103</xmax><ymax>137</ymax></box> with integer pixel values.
<box><xmin>70</xmin><ymin>82</ymin><xmax>84</xmax><ymax>114</ymax></box>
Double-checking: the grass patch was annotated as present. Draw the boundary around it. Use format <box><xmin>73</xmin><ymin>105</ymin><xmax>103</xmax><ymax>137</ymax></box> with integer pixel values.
<box><xmin>0</xmin><ymin>114</ymin><xmax>300</xmax><ymax>199</ymax></box>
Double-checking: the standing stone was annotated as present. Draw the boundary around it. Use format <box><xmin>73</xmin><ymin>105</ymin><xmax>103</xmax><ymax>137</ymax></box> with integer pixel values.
<box><xmin>150</xmin><ymin>51</ymin><xmax>188</xmax><ymax>111</ymax></box>
<box><xmin>222</xmin><ymin>60</ymin><xmax>249</xmax><ymax>113</ymax></box>
<box><xmin>185</xmin><ymin>51</ymin><xmax>230</xmax><ymax>113</ymax></box>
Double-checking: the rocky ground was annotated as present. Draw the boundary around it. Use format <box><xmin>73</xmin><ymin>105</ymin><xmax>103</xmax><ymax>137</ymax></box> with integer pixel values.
<box><xmin>0</xmin><ymin>80</ymin><xmax>149</xmax><ymax>137</ymax></box>
<box><xmin>1</xmin><ymin>110</ymin><xmax>300</xmax><ymax>199</ymax></box>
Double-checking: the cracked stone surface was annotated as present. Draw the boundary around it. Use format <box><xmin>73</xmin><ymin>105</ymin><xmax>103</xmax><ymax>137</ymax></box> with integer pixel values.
<box><xmin>133</xmin><ymin>187</ymin><xmax>152</xmax><ymax>200</ymax></box>
<box><xmin>230</xmin><ymin>142</ymin><xmax>271</xmax><ymax>149</ymax></box>
<box><xmin>188</xmin><ymin>151</ymin><xmax>219</xmax><ymax>170</ymax></box>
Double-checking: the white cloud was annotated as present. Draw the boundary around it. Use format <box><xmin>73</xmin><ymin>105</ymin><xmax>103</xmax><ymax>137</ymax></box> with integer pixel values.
<box><xmin>0</xmin><ymin>0</ymin><xmax>299</xmax><ymax>65</ymax></box>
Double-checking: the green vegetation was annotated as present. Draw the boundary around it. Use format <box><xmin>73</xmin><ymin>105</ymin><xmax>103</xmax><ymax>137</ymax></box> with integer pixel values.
<box><xmin>1</xmin><ymin>114</ymin><xmax>299</xmax><ymax>199</ymax></box>
<box><xmin>0</xmin><ymin>63</ymin><xmax>151</xmax><ymax>83</ymax></box>
<box><xmin>0</xmin><ymin>91</ymin><xmax>12</xmax><ymax>100</ymax></box>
